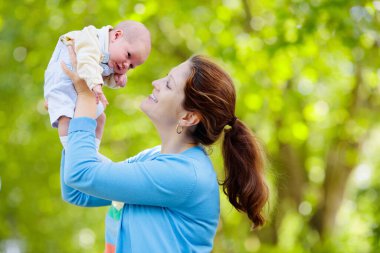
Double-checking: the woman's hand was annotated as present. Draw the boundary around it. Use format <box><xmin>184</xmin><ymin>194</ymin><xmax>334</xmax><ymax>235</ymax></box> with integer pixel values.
<box><xmin>61</xmin><ymin>45</ymin><xmax>93</xmax><ymax>97</ymax></box>
<box><xmin>61</xmin><ymin>45</ymin><xmax>98</xmax><ymax>119</ymax></box>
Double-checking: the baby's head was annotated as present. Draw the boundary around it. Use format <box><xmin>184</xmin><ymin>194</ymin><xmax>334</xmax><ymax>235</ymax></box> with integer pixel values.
<box><xmin>108</xmin><ymin>20</ymin><xmax>151</xmax><ymax>75</ymax></box>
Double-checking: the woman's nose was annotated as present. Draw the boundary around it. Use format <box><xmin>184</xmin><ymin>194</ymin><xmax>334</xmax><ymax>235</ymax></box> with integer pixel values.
<box><xmin>152</xmin><ymin>80</ymin><xmax>160</xmax><ymax>88</ymax></box>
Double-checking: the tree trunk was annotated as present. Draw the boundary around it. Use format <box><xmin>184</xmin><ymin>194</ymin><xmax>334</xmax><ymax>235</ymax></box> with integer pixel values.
<box><xmin>311</xmin><ymin>63</ymin><xmax>362</xmax><ymax>238</ymax></box>
<box><xmin>311</xmin><ymin>142</ymin><xmax>357</xmax><ymax>237</ymax></box>
<box><xmin>261</xmin><ymin>141</ymin><xmax>307</xmax><ymax>244</ymax></box>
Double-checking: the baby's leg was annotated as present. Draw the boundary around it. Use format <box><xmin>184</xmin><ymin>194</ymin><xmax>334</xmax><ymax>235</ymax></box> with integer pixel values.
<box><xmin>44</xmin><ymin>38</ymin><xmax>76</xmax><ymax>149</ymax></box>
<box><xmin>58</xmin><ymin>116</ymin><xmax>71</xmax><ymax>136</ymax></box>
<box><xmin>94</xmin><ymin>103</ymin><xmax>106</xmax><ymax>150</ymax></box>
<box><xmin>58</xmin><ymin>116</ymin><xmax>71</xmax><ymax>149</ymax></box>
<box><xmin>57</xmin><ymin>104</ymin><xmax>104</xmax><ymax>150</ymax></box>
<box><xmin>95</xmin><ymin>113</ymin><xmax>106</xmax><ymax>141</ymax></box>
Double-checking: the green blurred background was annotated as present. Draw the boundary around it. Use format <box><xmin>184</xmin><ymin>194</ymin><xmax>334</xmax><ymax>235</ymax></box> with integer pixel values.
<box><xmin>1</xmin><ymin>0</ymin><xmax>380</xmax><ymax>252</ymax></box>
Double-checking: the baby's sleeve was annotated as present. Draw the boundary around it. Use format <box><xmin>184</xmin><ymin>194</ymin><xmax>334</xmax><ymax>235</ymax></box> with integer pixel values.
<box><xmin>75</xmin><ymin>25</ymin><xmax>104</xmax><ymax>90</ymax></box>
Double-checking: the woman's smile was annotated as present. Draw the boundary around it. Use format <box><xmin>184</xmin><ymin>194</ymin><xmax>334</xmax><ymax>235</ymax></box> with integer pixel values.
<box><xmin>149</xmin><ymin>93</ymin><xmax>158</xmax><ymax>103</ymax></box>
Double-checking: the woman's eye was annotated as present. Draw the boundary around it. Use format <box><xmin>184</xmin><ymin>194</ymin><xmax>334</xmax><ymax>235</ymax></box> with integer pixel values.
<box><xmin>166</xmin><ymin>81</ymin><xmax>171</xmax><ymax>89</ymax></box>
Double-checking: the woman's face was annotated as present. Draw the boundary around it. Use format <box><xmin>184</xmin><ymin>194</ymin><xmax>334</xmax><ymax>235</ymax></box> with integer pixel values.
<box><xmin>140</xmin><ymin>60</ymin><xmax>191</xmax><ymax>127</ymax></box>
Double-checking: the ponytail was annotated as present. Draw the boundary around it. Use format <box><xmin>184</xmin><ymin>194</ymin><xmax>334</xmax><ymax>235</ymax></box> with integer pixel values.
<box><xmin>185</xmin><ymin>55</ymin><xmax>269</xmax><ymax>228</ymax></box>
<box><xmin>222</xmin><ymin>119</ymin><xmax>268</xmax><ymax>228</ymax></box>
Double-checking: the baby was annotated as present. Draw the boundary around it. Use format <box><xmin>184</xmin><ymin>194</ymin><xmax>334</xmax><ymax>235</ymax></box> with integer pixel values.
<box><xmin>44</xmin><ymin>20</ymin><xmax>151</xmax><ymax>149</ymax></box>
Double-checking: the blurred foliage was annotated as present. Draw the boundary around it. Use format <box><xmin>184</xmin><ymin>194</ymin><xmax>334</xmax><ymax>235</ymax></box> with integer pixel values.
<box><xmin>1</xmin><ymin>0</ymin><xmax>380</xmax><ymax>252</ymax></box>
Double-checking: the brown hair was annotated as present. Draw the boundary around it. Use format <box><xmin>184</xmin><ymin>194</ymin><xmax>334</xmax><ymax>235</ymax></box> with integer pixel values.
<box><xmin>183</xmin><ymin>55</ymin><xmax>269</xmax><ymax>228</ymax></box>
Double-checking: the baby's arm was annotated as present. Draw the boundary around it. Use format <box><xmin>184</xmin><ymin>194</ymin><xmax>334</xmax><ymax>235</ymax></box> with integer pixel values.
<box><xmin>74</xmin><ymin>26</ymin><xmax>109</xmax><ymax>103</ymax></box>
<box><xmin>92</xmin><ymin>85</ymin><xmax>108</xmax><ymax>107</ymax></box>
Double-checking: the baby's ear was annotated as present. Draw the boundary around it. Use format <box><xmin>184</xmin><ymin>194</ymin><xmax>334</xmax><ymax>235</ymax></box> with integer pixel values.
<box><xmin>115</xmin><ymin>29</ymin><xmax>123</xmax><ymax>39</ymax></box>
<box><xmin>111</xmin><ymin>29</ymin><xmax>123</xmax><ymax>41</ymax></box>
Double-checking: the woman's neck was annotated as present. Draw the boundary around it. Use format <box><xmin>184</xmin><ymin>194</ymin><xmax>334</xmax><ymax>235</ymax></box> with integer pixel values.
<box><xmin>160</xmin><ymin>142</ymin><xmax>196</xmax><ymax>154</ymax></box>
<box><xmin>159</xmin><ymin>128</ymin><xmax>196</xmax><ymax>154</ymax></box>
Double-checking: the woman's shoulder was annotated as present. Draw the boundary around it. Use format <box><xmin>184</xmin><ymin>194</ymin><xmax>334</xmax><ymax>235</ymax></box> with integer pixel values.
<box><xmin>180</xmin><ymin>146</ymin><xmax>213</xmax><ymax>169</ymax></box>
<box><xmin>125</xmin><ymin>146</ymin><xmax>161</xmax><ymax>163</ymax></box>
<box><xmin>126</xmin><ymin>145</ymin><xmax>214</xmax><ymax>174</ymax></box>
<box><xmin>158</xmin><ymin>146</ymin><xmax>215</xmax><ymax>180</ymax></box>
<box><xmin>157</xmin><ymin>146</ymin><xmax>209</xmax><ymax>164</ymax></box>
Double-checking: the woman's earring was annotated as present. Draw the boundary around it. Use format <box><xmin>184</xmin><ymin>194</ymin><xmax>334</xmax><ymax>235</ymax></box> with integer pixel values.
<box><xmin>176</xmin><ymin>121</ymin><xmax>183</xmax><ymax>134</ymax></box>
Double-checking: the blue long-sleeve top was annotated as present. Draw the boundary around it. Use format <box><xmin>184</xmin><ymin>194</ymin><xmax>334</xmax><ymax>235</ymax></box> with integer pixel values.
<box><xmin>61</xmin><ymin>117</ymin><xmax>220</xmax><ymax>253</ymax></box>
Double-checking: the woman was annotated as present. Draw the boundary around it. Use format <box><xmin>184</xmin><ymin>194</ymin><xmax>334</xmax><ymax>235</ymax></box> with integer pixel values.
<box><xmin>61</xmin><ymin>46</ymin><xmax>269</xmax><ymax>253</ymax></box>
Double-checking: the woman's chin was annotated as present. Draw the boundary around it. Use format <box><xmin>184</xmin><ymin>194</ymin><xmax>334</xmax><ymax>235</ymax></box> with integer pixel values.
<box><xmin>140</xmin><ymin>99</ymin><xmax>151</xmax><ymax>115</ymax></box>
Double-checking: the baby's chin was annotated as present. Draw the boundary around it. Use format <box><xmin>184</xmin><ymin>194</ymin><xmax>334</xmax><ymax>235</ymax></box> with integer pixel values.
<box><xmin>114</xmin><ymin>69</ymin><xmax>126</xmax><ymax>75</ymax></box>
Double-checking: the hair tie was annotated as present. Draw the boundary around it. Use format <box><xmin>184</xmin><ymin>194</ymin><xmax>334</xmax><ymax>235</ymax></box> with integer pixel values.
<box><xmin>227</xmin><ymin>116</ymin><xmax>237</xmax><ymax>127</ymax></box>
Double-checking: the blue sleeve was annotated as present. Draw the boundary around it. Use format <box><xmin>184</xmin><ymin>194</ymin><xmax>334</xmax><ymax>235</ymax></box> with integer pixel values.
<box><xmin>64</xmin><ymin>117</ymin><xmax>197</xmax><ymax>207</ymax></box>
<box><xmin>60</xmin><ymin>149</ymin><xmax>111</xmax><ymax>207</ymax></box>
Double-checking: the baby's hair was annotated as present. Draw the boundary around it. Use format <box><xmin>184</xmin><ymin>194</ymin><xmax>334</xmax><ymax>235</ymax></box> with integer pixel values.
<box><xmin>114</xmin><ymin>20</ymin><xmax>151</xmax><ymax>46</ymax></box>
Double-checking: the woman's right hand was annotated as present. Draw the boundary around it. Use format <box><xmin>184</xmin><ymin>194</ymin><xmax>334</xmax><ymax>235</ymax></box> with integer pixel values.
<box><xmin>61</xmin><ymin>45</ymin><xmax>93</xmax><ymax>97</ymax></box>
<box><xmin>61</xmin><ymin>45</ymin><xmax>98</xmax><ymax>119</ymax></box>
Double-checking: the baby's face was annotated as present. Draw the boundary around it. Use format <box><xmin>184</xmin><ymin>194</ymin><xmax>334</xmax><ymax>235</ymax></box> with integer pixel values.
<box><xmin>108</xmin><ymin>37</ymin><xmax>150</xmax><ymax>75</ymax></box>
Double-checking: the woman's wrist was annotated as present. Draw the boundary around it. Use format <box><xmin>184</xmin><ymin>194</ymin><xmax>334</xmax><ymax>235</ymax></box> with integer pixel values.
<box><xmin>74</xmin><ymin>93</ymin><xmax>98</xmax><ymax>119</ymax></box>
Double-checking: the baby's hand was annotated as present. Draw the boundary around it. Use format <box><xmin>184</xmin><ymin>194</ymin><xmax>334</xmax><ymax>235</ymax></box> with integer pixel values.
<box><xmin>93</xmin><ymin>85</ymin><xmax>109</xmax><ymax>107</ymax></box>
<box><xmin>114</xmin><ymin>74</ymin><xmax>127</xmax><ymax>88</ymax></box>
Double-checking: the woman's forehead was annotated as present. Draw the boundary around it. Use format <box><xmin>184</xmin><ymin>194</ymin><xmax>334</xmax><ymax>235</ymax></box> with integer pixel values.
<box><xmin>170</xmin><ymin>61</ymin><xmax>191</xmax><ymax>80</ymax></box>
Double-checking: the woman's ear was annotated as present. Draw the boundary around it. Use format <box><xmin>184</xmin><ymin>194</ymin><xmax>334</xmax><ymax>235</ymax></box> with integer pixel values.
<box><xmin>180</xmin><ymin>112</ymin><xmax>201</xmax><ymax>127</ymax></box>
